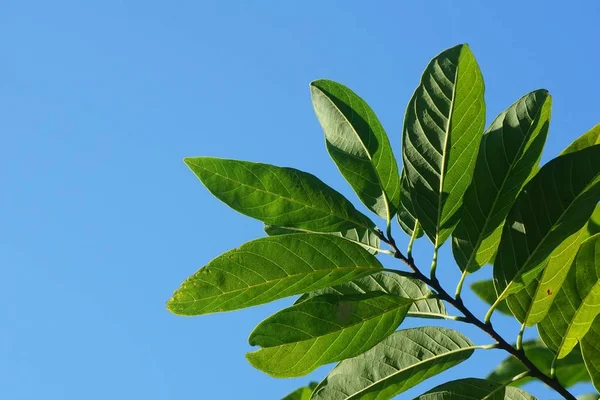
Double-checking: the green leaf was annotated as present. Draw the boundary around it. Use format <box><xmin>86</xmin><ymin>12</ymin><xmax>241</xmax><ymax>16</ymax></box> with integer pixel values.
<box><xmin>577</xmin><ymin>395</ymin><xmax>600</xmax><ymax>400</ymax></box>
<box><xmin>311</xmin><ymin>327</ymin><xmax>476</xmax><ymax>400</ymax></box>
<box><xmin>167</xmin><ymin>234</ymin><xmax>382</xmax><ymax>316</ymax></box>
<box><xmin>397</xmin><ymin>171</ymin><xmax>424</xmax><ymax>238</ymax></box>
<box><xmin>538</xmin><ymin>233</ymin><xmax>600</xmax><ymax>358</ymax></box>
<box><xmin>493</xmin><ymin>145</ymin><xmax>600</xmax><ymax>303</ymax></box>
<box><xmin>487</xmin><ymin>339</ymin><xmax>590</xmax><ymax>388</ymax></box>
<box><xmin>310</xmin><ymin>79</ymin><xmax>401</xmax><ymax>221</ymax></box>
<box><xmin>414</xmin><ymin>378</ymin><xmax>537</xmax><ymax>399</ymax></box>
<box><xmin>561</xmin><ymin>123</ymin><xmax>600</xmax><ymax>154</ymax></box>
<box><xmin>264</xmin><ymin>224</ymin><xmax>381</xmax><ymax>255</ymax></box>
<box><xmin>246</xmin><ymin>293</ymin><xmax>412</xmax><ymax>377</ymax></box>
<box><xmin>184</xmin><ymin>157</ymin><xmax>375</xmax><ymax>232</ymax></box>
<box><xmin>580</xmin><ymin>322</ymin><xmax>600</xmax><ymax>392</ymax></box>
<box><xmin>296</xmin><ymin>271</ymin><xmax>447</xmax><ymax>319</ymax></box>
<box><xmin>452</xmin><ymin>90</ymin><xmax>551</xmax><ymax>272</ymax></box>
<box><xmin>402</xmin><ymin>43</ymin><xmax>485</xmax><ymax>246</ymax></box>
<box><xmin>506</xmin><ymin>224</ymin><xmax>589</xmax><ymax>325</ymax></box>
<box><xmin>471</xmin><ymin>280</ymin><xmax>512</xmax><ymax>315</ymax></box>
<box><xmin>282</xmin><ymin>382</ymin><xmax>318</xmax><ymax>400</ymax></box>
<box><xmin>505</xmin><ymin>125</ymin><xmax>600</xmax><ymax>324</ymax></box>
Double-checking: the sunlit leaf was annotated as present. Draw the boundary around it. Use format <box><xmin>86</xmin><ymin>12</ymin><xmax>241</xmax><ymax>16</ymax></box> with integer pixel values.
<box><xmin>167</xmin><ymin>234</ymin><xmax>382</xmax><ymax>315</ymax></box>
<box><xmin>402</xmin><ymin>44</ymin><xmax>485</xmax><ymax>246</ymax></box>
<box><xmin>246</xmin><ymin>293</ymin><xmax>412</xmax><ymax>377</ymax></box>
<box><xmin>311</xmin><ymin>79</ymin><xmax>401</xmax><ymax>221</ymax></box>
<box><xmin>185</xmin><ymin>157</ymin><xmax>375</xmax><ymax>232</ymax></box>
<box><xmin>414</xmin><ymin>378</ymin><xmax>537</xmax><ymax>399</ymax></box>
<box><xmin>493</xmin><ymin>145</ymin><xmax>600</xmax><ymax>303</ymax></box>
<box><xmin>452</xmin><ymin>90</ymin><xmax>551</xmax><ymax>272</ymax></box>
<box><xmin>296</xmin><ymin>271</ymin><xmax>447</xmax><ymax>319</ymax></box>
<box><xmin>311</xmin><ymin>327</ymin><xmax>475</xmax><ymax>399</ymax></box>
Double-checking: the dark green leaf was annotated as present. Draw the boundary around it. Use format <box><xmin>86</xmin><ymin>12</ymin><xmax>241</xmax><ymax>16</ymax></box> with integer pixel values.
<box><xmin>538</xmin><ymin>233</ymin><xmax>600</xmax><ymax>358</ymax></box>
<box><xmin>397</xmin><ymin>171</ymin><xmax>424</xmax><ymax>238</ymax></box>
<box><xmin>296</xmin><ymin>271</ymin><xmax>447</xmax><ymax>319</ymax></box>
<box><xmin>264</xmin><ymin>224</ymin><xmax>381</xmax><ymax>255</ymax></box>
<box><xmin>167</xmin><ymin>234</ymin><xmax>382</xmax><ymax>315</ymax></box>
<box><xmin>471</xmin><ymin>280</ymin><xmax>512</xmax><ymax>315</ymax></box>
<box><xmin>452</xmin><ymin>90</ymin><xmax>551</xmax><ymax>272</ymax></box>
<box><xmin>246</xmin><ymin>293</ymin><xmax>412</xmax><ymax>377</ymax></box>
<box><xmin>184</xmin><ymin>157</ymin><xmax>375</xmax><ymax>232</ymax></box>
<box><xmin>414</xmin><ymin>378</ymin><xmax>537</xmax><ymax>399</ymax></box>
<box><xmin>493</xmin><ymin>145</ymin><xmax>600</xmax><ymax>303</ymax></box>
<box><xmin>487</xmin><ymin>339</ymin><xmax>589</xmax><ymax>388</ymax></box>
<box><xmin>310</xmin><ymin>79</ymin><xmax>401</xmax><ymax>221</ymax></box>
<box><xmin>282</xmin><ymin>382</ymin><xmax>318</xmax><ymax>400</ymax></box>
<box><xmin>311</xmin><ymin>327</ymin><xmax>476</xmax><ymax>400</ymax></box>
<box><xmin>402</xmin><ymin>44</ymin><xmax>485</xmax><ymax>246</ymax></box>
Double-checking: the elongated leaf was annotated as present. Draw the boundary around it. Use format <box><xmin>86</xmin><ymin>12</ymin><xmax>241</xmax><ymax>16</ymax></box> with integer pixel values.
<box><xmin>414</xmin><ymin>378</ymin><xmax>537</xmax><ymax>400</ymax></box>
<box><xmin>296</xmin><ymin>271</ymin><xmax>447</xmax><ymax>319</ymax></box>
<box><xmin>471</xmin><ymin>280</ymin><xmax>512</xmax><ymax>315</ymax></box>
<box><xmin>581</xmin><ymin>321</ymin><xmax>600</xmax><ymax>392</ymax></box>
<box><xmin>397</xmin><ymin>171</ymin><xmax>424</xmax><ymax>238</ymax></box>
<box><xmin>311</xmin><ymin>327</ymin><xmax>476</xmax><ymax>400</ymax></box>
<box><xmin>493</xmin><ymin>145</ymin><xmax>600</xmax><ymax>303</ymax></box>
<box><xmin>264</xmin><ymin>224</ymin><xmax>381</xmax><ymax>255</ymax></box>
<box><xmin>282</xmin><ymin>382</ymin><xmax>318</xmax><ymax>400</ymax></box>
<box><xmin>538</xmin><ymin>233</ymin><xmax>600</xmax><ymax>358</ymax></box>
<box><xmin>505</xmin><ymin>127</ymin><xmax>600</xmax><ymax>324</ymax></box>
<box><xmin>452</xmin><ymin>90</ymin><xmax>551</xmax><ymax>272</ymax></box>
<box><xmin>506</xmin><ymin>224</ymin><xmax>588</xmax><ymax>325</ymax></box>
<box><xmin>311</xmin><ymin>79</ymin><xmax>401</xmax><ymax>221</ymax></box>
<box><xmin>167</xmin><ymin>234</ymin><xmax>382</xmax><ymax>315</ymax></box>
<box><xmin>185</xmin><ymin>157</ymin><xmax>375</xmax><ymax>232</ymax></box>
<box><xmin>487</xmin><ymin>340</ymin><xmax>590</xmax><ymax>388</ymax></box>
<box><xmin>246</xmin><ymin>293</ymin><xmax>412</xmax><ymax>377</ymax></box>
<box><xmin>402</xmin><ymin>44</ymin><xmax>485</xmax><ymax>246</ymax></box>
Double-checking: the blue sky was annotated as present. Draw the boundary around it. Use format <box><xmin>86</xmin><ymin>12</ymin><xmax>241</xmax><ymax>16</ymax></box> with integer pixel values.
<box><xmin>2</xmin><ymin>1</ymin><xmax>600</xmax><ymax>399</ymax></box>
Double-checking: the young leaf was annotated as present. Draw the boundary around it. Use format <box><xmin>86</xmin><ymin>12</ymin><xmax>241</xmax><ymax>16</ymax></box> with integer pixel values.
<box><xmin>296</xmin><ymin>271</ymin><xmax>447</xmax><ymax>319</ymax></box>
<box><xmin>311</xmin><ymin>327</ymin><xmax>476</xmax><ymax>400</ymax></box>
<box><xmin>487</xmin><ymin>340</ymin><xmax>590</xmax><ymax>388</ymax></box>
<box><xmin>493</xmin><ymin>145</ymin><xmax>600</xmax><ymax>304</ymax></box>
<box><xmin>471</xmin><ymin>279</ymin><xmax>512</xmax><ymax>315</ymax></box>
<box><xmin>167</xmin><ymin>234</ymin><xmax>382</xmax><ymax>316</ymax></box>
<box><xmin>414</xmin><ymin>378</ymin><xmax>537</xmax><ymax>400</ymax></box>
<box><xmin>452</xmin><ymin>90</ymin><xmax>551</xmax><ymax>272</ymax></box>
<box><xmin>184</xmin><ymin>157</ymin><xmax>375</xmax><ymax>233</ymax></box>
<box><xmin>246</xmin><ymin>293</ymin><xmax>412</xmax><ymax>377</ymax></box>
<box><xmin>310</xmin><ymin>80</ymin><xmax>401</xmax><ymax>221</ymax></box>
<box><xmin>538</xmin><ymin>233</ymin><xmax>600</xmax><ymax>359</ymax></box>
<box><xmin>397</xmin><ymin>171</ymin><xmax>424</xmax><ymax>238</ymax></box>
<box><xmin>264</xmin><ymin>224</ymin><xmax>381</xmax><ymax>255</ymax></box>
<box><xmin>402</xmin><ymin>44</ymin><xmax>485</xmax><ymax>246</ymax></box>
<box><xmin>282</xmin><ymin>382</ymin><xmax>318</xmax><ymax>400</ymax></box>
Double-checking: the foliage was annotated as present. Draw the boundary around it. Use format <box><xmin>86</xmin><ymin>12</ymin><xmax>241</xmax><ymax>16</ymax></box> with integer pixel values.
<box><xmin>167</xmin><ymin>44</ymin><xmax>600</xmax><ymax>399</ymax></box>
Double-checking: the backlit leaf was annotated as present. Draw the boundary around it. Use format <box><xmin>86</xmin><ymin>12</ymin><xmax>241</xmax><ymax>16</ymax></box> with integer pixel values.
<box><xmin>185</xmin><ymin>157</ymin><xmax>375</xmax><ymax>232</ymax></box>
<box><xmin>452</xmin><ymin>90</ymin><xmax>551</xmax><ymax>272</ymax></box>
<box><xmin>167</xmin><ymin>234</ymin><xmax>382</xmax><ymax>315</ymax></box>
<box><xmin>402</xmin><ymin>44</ymin><xmax>485</xmax><ymax>246</ymax></box>
<box><xmin>471</xmin><ymin>279</ymin><xmax>512</xmax><ymax>315</ymax></box>
<box><xmin>311</xmin><ymin>79</ymin><xmax>401</xmax><ymax>221</ymax></box>
<box><xmin>311</xmin><ymin>327</ymin><xmax>475</xmax><ymax>400</ymax></box>
<box><xmin>414</xmin><ymin>378</ymin><xmax>537</xmax><ymax>399</ymax></box>
<box><xmin>246</xmin><ymin>293</ymin><xmax>412</xmax><ymax>377</ymax></box>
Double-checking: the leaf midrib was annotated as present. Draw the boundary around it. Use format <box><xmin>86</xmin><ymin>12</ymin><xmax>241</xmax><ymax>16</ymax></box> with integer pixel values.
<box><xmin>191</xmin><ymin>160</ymin><xmax>373</xmax><ymax>230</ymax></box>
<box><xmin>464</xmin><ymin>99</ymin><xmax>546</xmax><ymax>270</ymax></box>
<box><xmin>314</xmin><ymin>85</ymin><xmax>392</xmax><ymax>223</ymax></box>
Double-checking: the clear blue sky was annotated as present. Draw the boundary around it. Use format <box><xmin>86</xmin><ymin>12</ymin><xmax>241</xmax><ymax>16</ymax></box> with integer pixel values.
<box><xmin>2</xmin><ymin>1</ymin><xmax>600</xmax><ymax>399</ymax></box>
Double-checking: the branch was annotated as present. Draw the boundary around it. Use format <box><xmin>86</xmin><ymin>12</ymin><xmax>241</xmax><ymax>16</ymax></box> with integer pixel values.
<box><xmin>380</xmin><ymin>234</ymin><xmax>577</xmax><ymax>400</ymax></box>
